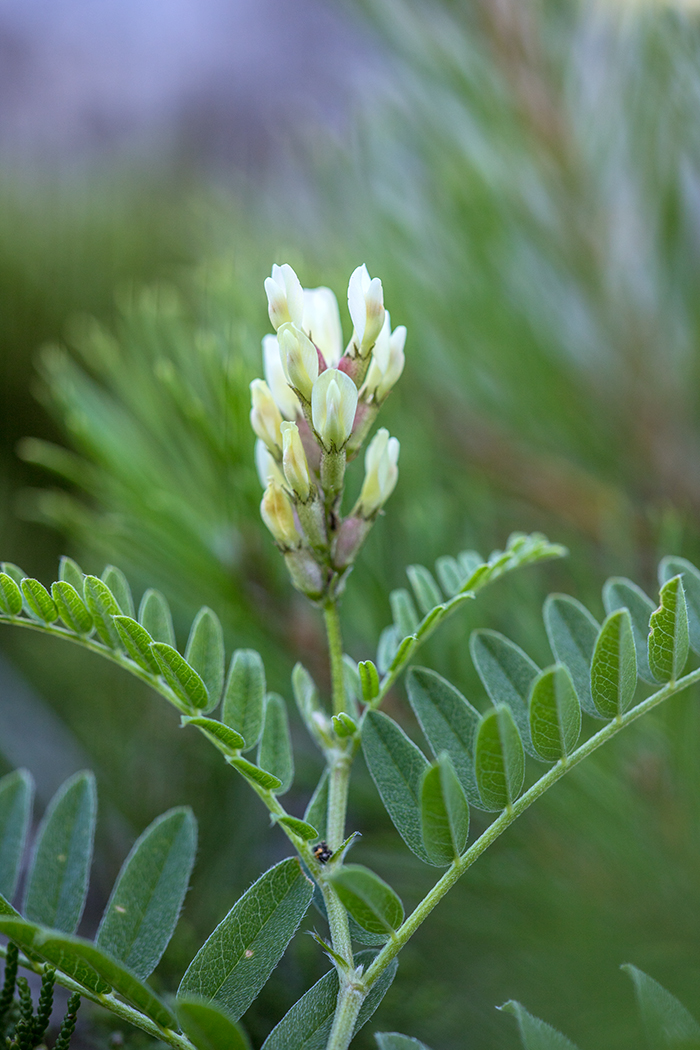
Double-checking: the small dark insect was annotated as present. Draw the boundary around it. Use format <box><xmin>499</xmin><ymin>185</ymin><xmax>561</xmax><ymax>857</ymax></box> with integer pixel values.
<box><xmin>313</xmin><ymin>841</ymin><xmax>333</xmax><ymax>864</ymax></box>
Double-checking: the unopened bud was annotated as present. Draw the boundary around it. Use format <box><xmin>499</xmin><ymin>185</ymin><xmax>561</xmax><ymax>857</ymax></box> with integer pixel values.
<box><xmin>260</xmin><ymin>479</ymin><xmax>301</xmax><ymax>549</ymax></box>
<box><xmin>278</xmin><ymin>323</ymin><xmax>319</xmax><ymax>402</ymax></box>
<box><xmin>363</xmin><ymin>315</ymin><xmax>406</xmax><ymax>402</ymax></box>
<box><xmin>311</xmin><ymin>368</ymin><xmax>358</xmax><ymax>451</ymax></box>
<box><xmin>263</xmin><ymin>335</ymin><xmax>299</xmax><ymax>418</ymax></box>
<box><xmin>264</xmin><ymin>263</ymin><xmax>304</xmax><ymax>331</ymax></box>
<box><xmin>281</xmin><ymin>421</ymin><xmax>311</xmax><ymax>502</ymax></box>
<box><xmin>303</xmin><ymin>287</ymin><xmax>343</xmax><ymax>366</ymax></box>
<box><xmin>250</xmin><ymin>379</ymin><xmax>283</xmax><ymax>454</ymax></box>
<box><xmin>357</xmin><ymin>428</ymin><xmax>400</xmax><ymax>517</ymax></box>
<box><xmin>255</xmin><ymin>439</ymin><xmax>285</xmax><ymax>489</ymax></box>
<box><xmin>347</xmin><ymin>264</ymin><xmax>385</xmax><ymax>357</ymax></box>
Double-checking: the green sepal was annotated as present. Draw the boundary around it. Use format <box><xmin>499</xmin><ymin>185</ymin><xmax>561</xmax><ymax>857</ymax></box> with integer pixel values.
<box><xmin>590</xmin><ymin>609</ymin><xmax>637</xmax><ymax>718</ymax></box>
<box><xmin>113</xmin><ymin>616</ymin><xmax>161</xmax><ymax>674</ymax></box>
<box><xmin>332</xmin><ymin>712</ymin><xmax>357</xmax><ymax>738</ymax></box>
<box><xmin>390</xmin><ymin>588</ymin><xmax>419</xmax><ymax>638</ymax></box>
<box><xmin>659</xmin><ymin>556</ymin><xmax>700</xmax><ymax>655</ymax></box>
<box><xmin>178</xmin><ymin>857</ymin><xmax>313</xmax><ymax>1020</ymax></box>
<box><xmin>181</xmin><ymin>716</ymin><xmax>245</xmax><ymax>754</ymax></box>
<box><xmin>58</xmin><ymin>556</ymin><xmax>85</xmax><ymax>596</ymax></box>
<box><xmin>602</xmin><ymin>577</ymin><xmax>656</xmax><ymax>683</ymax></box>
<box><xmin>0</xmin><ymin>573</ymin><xmax>22</xmax><ymax>616</ymax></box>
<box><xmin>406</xmin><ymin>564</ymin><xmax>443</xmax><ymax>615</ymax></box>
<box><xmin>228</xmin><ymin>757</ymin><xmax>282</xmax><ymax>792</ymax></box>
<box><xmin>470</xmin><ymin>630</ymin><xmax>539</xmax><ymax>757</ymax></box>
<box><xmin>21</xmin><ymin>579</ymin><xmax>58</xmax><ymax>624</ymax></box>
<box><xmin>475</xmin><ymin>705</ymin><xmax>524</xmax><ymax>810</ymax></box>
<box><xmin>257</xmin><ymin>693</ymin><xmax>294</xmax><ymax>794</ymax></box>
<box><xmin>152</xmin><ymin>642</ymin><xmax>209</xmax><ymax>711</ymax></box>
<box><xmin>0</xmin><ymin>769</ymin><xmax>34</xmax><ymax>900</ymax></box>
<box><xmin>649</xmin><ymin>575</ymin><xmax>689</xmax><ymax>683</ymax></box>
<box><xmin>274</xmin><ymin>816</ymin><xmax>319</xmax><ymax>841</ymax></box>
<box><xmin>51</xmin><ymin>581</ymin><xmax>93</xmax><ymax>635</ymax></box>
<box><xmin>420</xmin><ymin>753</ymin><xmax>469</xmax><ymax>864</ymax></box>
<box><xmin>185</xmin><ymin>607</ymin><xmax>225</xmax><ymax>714</ymax></box>
<box><xmin>101</xmin><ymin>565</ymin><xmax>134</xmax><ymax>616</ymax></box>
<box><xmin>138</xmin><ymin>588</ymin><xmax>176</xmax><ymax>646</ymax></box>
<box><xmin>544</xmin><ymin>594</ymin><xmax>602</xmax><ymax>718</ymax></box>
<box><xmin>528</xmin><ymin>665</ymin><xmax>581</xmax><ymax>761</ymax></box>
<box><xmin>622</xmin><ymin>964</ymin><xmax>700</xmax><ymax>1049</ymax></box>
<box><xmin>328</xmin><ymin>865</ymin><xmax>404</xmax><ymax>935</ymax></box>
<box><xmin>84</xmin><ymin>575</ymin><xmax>122</xmax><ymax>648</ymax></box>
<box><xmin>359</xmin><ymin>660</ymin><xmax>380</xmax><ymax>703</ymax></box>
<box><xmin>498</xmin><ymin>1000</ymin><xmax>581</xmax><ymax>1049</ymax></box>
<box><xmin>176</xmin><ymin>997</ymin><xmax>251</xmax><ymax>1050</ymax></box>
<box><xmin>223</xmin><ymin>649</ymin><xmax>266</xmax><ymax>751</ymax></box>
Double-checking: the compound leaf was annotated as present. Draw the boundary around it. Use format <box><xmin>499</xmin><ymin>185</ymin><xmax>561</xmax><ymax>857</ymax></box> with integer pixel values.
<box><xmin>185</xmin><ymin>608</ymin><xmax>225</xmax><ymax>714</ymax></box>
<box><xmin>602</xmin><ymin>577</ymin><xmax>656</xmax><ymax>683</ymax></box>
<box><xmin>544</xmin><ymin>595</ymin><xmax>601</xmax><ymax>718</ymax></box>
<box><xmin>649</xmin><ymin>576</ymin><xmax>689</xmax><ymax>683</ymax></box>
<box><xmin>475</xmin><ymin>706</ymin><xmax>524</xmax><ymax>810</ymax></box>
<box><xmin>470</xmin><ymin>630</ymin><xmax>539</xmax><ymax>757</ymax></box>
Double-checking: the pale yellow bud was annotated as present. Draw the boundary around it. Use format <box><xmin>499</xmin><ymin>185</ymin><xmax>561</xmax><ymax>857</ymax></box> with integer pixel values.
<box><xmin>281</xmin><ymin>421</ymin><xmax>311</xmax><ymax>502</ymax></box>
<box><xmin>278</xmin><ymin>323</ymin><xmax>319</xmax><ymax>402</ymax></box>
<box><xmin>363</xmin><ymin>316</ymin><xmax>406</xmax><ymax>402</ymax></box>
<box><xmin>263</xmin><ymin>335</ymin><xmax>299</xmax><ymax>419</ymax></box>
<box><xmin>347</xmin><ymin>264</ymin><xmax>385</xmax><ymax>357</ymax></box>
<box><xmin>250</xmin><ymin>379</ymin><xmax>283</xmax><ymax>454</ymax></box>
<box><xmin>260</xmin><ymin>479</ymin><xmax>301</xmax><ymax>549</ymax></box>
<box><xmin>302</xmin><ymin>287</ymin><xmax>343</xmax><ymax>366</ymax></box>
<box><xmin>311</xmin><ymin>368</ymin><xmax>358</xmax><ymax>451</ymax></box>
<box><xmin>255</xmin><ymin>439</ymin><xmax>285</xmax><ymax>489</ymax></box>
<box><xmin>358</xmin><ymin>428</ymin><xmax>400</xmax><ymax>517</ymax></box>
<box><xmin>264</xmin><ymin>263</ymin><xmax>304</xmax><ymax>331</ymax></box>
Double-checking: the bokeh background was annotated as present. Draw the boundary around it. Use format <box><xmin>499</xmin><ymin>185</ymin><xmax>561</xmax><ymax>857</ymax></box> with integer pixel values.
<box><xmin>2</xmin><ymin>1</ymin><xmax>700</xmax><ymax>1047</ymax></box>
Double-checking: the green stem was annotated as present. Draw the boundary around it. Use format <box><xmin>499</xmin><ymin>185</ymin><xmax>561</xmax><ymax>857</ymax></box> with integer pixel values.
<box><xmin>363</xmin><ymin>666</ymin><xmax>700</xmax><ymax>990</ymax></box>
<box><xmin>323</xmin><ymin>601</ymin><xmax>347</xmax><ymax>717</ymax></box>
<box><xmin>325</xmin><ymin>978</ymin><xmax>365</xmax><ymax>1050</ymax></box>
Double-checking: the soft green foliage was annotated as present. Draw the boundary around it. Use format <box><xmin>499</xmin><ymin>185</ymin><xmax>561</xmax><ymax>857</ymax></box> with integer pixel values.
<box><xmin>223</xmin><ymin>649</ymin><xmax>266</xmax><ymax>751</ymax></box>
<box><xmin>329</xmin><ymin>866</ymin><xmax>404</xmax><ymax>937</ymax></box>
<box><xmin>544</xmin><ymin>596</ymin><xmax>601</xmax><ymax>718</ymax></box>
<box><xmin>176</xmin><ymin>998</ymin><xmax>251</xmax><ymax>1050</ymax></box>
<box><xmin>375</xmin><ymin>1036</ymin><xmax>431</xmax><ymax>1050</ymax></box>
<box><xmin>185</xmin><ymin>608</ymin><xmax>225</xmax><ymax>714</ymax></box>
<box><xmin>590</xmin><ymin>610</ymin><xmax>637</xmax><ymax>718</ymax></box>
<box><xmin>475</xmin><ymin>706</ymin><xmax>525</xmax><ymax>810</ymax></box>
<box><xmin>51</xmin><ymin>582</ymin><xmax>93</xmax><ymax>636</ymax></box>
<box><xmin>623</xmin><ymin>965</ymin><xmax>700</xmax><ymax>1049</ymax></box>
<box><xmin>257</xmin><ymin>693</ymin><xmax>294</xmax><ymax>794</ymax></box>
<box><xmin>602</xmin><ymin>578</ymin><xmax>656</xmax><ymax>683</ymax></box>
<box><xmin>500</xmin><ymin>1001</ymin><xmax>581</xmax><ymax>1049</ymax></box>
<box><xmin>528</xmin><ymin>666</ymin><xmax>581</xmax><ymax>762</ymax></box>
<box><xmin>419</xmin><ymin>754</ymin><xmax>469</xmax><ymax>864</ymax></box>
<box><xmin>0</xmin><ymin>772</ymin><xmax>33</xmax><ymax>902</ymax></box>
<box><xmin>649</xmin><ymin>576</ymin><xmax>689</xmax><ymax>682</ymax></box>
<box><xmin>470</xmin><ymin>631</ymin><xmax>539</xmax><ymax>757</ymax></box>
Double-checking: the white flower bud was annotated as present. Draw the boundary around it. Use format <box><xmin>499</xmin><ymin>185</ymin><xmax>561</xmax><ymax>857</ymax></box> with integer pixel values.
<box><xmin>264</xmin><ymin>263</ymin><xmax>304</xmax><ymax>331</ymax></box>
<box><xmin>358</xmin><ymin>428</ymin><xmax>400</xmax><ymax>516</ymax></box>
<box><xmin>347</xmin><ymin>264</ymin><xmax>385</xmax><ymax>357</ymax></box>
<box><xmin>260</xmin><ymin>479</ymin><xmax>301</xmax><ymax>549</ymax></box>
<box><xmin>302</xmin><ymin>287</ymin><xmax>343</xmax><ymax>366</ymax></box>
<box><xmin>254</xmin><ymin>439</ymin><xmax>285</xmax><ymax>489</ymax></box>
<box><xmin>263</xmin><ymin>335</ymin><xmax>300</xmax><ymax>419</ymax></box>
<box><xmin>278</xmin><ymin>323</ymin><xmax>319</xmax><ymax>402</ymax></box>
<box><xmin>250</xmin><ymin>379</ymin><xmax>283</xmax><ymax>454</ymax></box>
<box><xmin>311</xmin><ymin>368</ymin><xmax>358</xmax><ymax>451</ymax></box>
<box><xmin>281</xmin><ymin>421</ymin><xmax>312</xmax><ymax>502</ymax></box>
<box><xmin>363</xmin><ymin>316</ymin><xmax>406</xmax><ymax>402</ymax></box>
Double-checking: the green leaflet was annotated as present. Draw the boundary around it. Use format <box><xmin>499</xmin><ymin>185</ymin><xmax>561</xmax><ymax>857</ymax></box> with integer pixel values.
<box><xmin>406</xmin><ymin>564</ymin><xmax>443</xmax><ymax>615</ymax></box>
<box><xmin>113</xmin><ymin>615</ymin><xmax>161</xmax><ymax>674</ymax></box>
<box><xmin>649</xmin><ymin>575</ymin><xmax>689</xmax><ymax>683</ymax></box>
<box><xmin>362</xmin><ymin>710</ymin><xmax>431</xmax><ymax>863</ymax></box>
<box><xmin>223</xmin><ymin>649</ymin><xmax>266</xmax><ymax>751</ymax></box>
<box><xmin>332</xmin><ymin>712</ymin><xmax>357</xmax><ymax>738</ymax></box>
<box><xmin>0</xmin><ymin>917</ymin><xmax>110</xmax><ymax>995</ymax></box>
<box><xmin>228</xmin><ymin>757</ymin><xmax>282</xmax><ymax>792</ymax></box>
<box><xmin>389</xmin><ymin>636</ymin><xmax>417</xmax><ymax>673</ymax></box>
<box><xmin>470</xmin><ymin>630</ymin><xmax>539</xmax><ymax>757</ymax></box>
<box><xmin>359</xmin><ymin>660</ymin><xmax>380</xmax><ymax>703</ymax></box>
<box><xmin>329</xmin><ymin>865</ymin><xmax>404</xmax><ymax>935</ymax></box>
<box><xmin>622</xmin><ymin>965</ymin><xmax>700</xmax><ymax>1049</ymax></box>
<box><xmin>21</xmin><ymin>579</ymin><xmax>58</xmax><ymax>624</ymax></box>
<box><xmin>0</xmin><ymin>769</ymin><xmax>34</xmax><ymax>900</ymax></box>
<box><xmin>529</xmin><ymin>666</ymin><xmax>581</xmax><ymax>762</ymax></box>
<box><xmin>435</xmin><ymin>555</ymin><xmax>463</xmax><ymax>597</ymax></box>
<box><xmin>0</xmin><ymin>563</ymin><xmax>25</xmax><ymax>588</ymax></box>
<box><xmin>275</xmin><ymin>816</ymin><xmax>318</xmax><ymax>841</ymax></box>
<box><xmin>475</xmin><ymin>706</ymin><xmax>524</xmax><ymax>810</ymax></box>
<box><xmin>390</xmin><ymin>588</ymin><xmax>420</xmax><ymax>638</ymax></box>
<box><xmin>23</xmin><ymin>771</ymin><xmax>96</xmax><ymax>933</ymax></box>
<box><xmin>304</xmin><ymin>770</ymin><xmax>329</xmax><ymax>841</ymax></box>
<box><xmin>178</xmin><ymin>857</ymin><xmax>313</xmax><ymax>1020</ymax></box>
<box><xmin>420</xmin><ymin>754</ymin><xmax>469</xmax><ymax>864</ymax></box>
<box><xmin>84</xmin><ymin>575</ymin><xmax>122</xmax><ymax>648</ymax></box>
<box><xmin>96</xmin><ymin>807</ymin><xmax>197</xmax><ymax>979</ymax></box>
<box><xmin>590</xmin><ymin>609</ymin><xmax>637</xmax><ymax>718</ymax></box>
<box><xmin>0</xmin><ymin>892</ymin><xmax>21</xmax><ymax>918</ymax></box>
<box><xmin>544</xmin><ymin>595</ymin><xmax>602</xmax><ymax>718</ymax></box>
<box><xmin>176</xmin><ymin>997</ymin><xmax>251</xmax><ymax>1050</ymax></box>
<box><xmin>181</xmin><ymin>717</ymin><xmax>245</xmax><ymax>754</ymax></box>
<box><xmin>377</xmin><ymin>625</ymin><xmax>400</xmax><ymax>675</ymax></box>
<box><xmin>659</xmin><ymin>556</ymin><xmax>700</xmax><ymax>656</ymax></box>
<box><xmin>375</xmin><ymin>1035</ymin><xmax>432</xmax><ymax>1050</ymax></box>
<box><xmin>602</xmin><ymin>577</ymin><xmax>656</xmax><ymax>683</ymax></box>
<box><xmin>292</xmin><ymin>663</ymin><xmax>328</xmax><ymax>750</ymax></box>
<box><xmin>152</xmin><ymin>642</ymin><xmax>209</xmax><ymax>711</ymax></box>
<box><xmin>499</xmin><ymin>1001</ymin><xmax>581</xmax><ymax>1050</ymax></box>
<box><xmin>58</xmin><ymin>556</ymin><xmax>85</xmax><ymax>596</ymax></box>
<box><xmin>101</xmin><ymin>565</ymin><xmax>135</xmax><ymax>617</ymax></box>
<box><xmin>342</xmin><ymin>655</ymin><xmax>361</xmax><ymax>721</ymax></box>
<box><xmin>257</xmin><ymin>694</ymin><xmax>294</xmax><ymax>794</ymax></box>
<box><xmin>138</xmin><ymin>588</ymin><xmax>176</xmax><ymax>646</ymax></box>
<box><xmin>185</xmin><ymin>607</ymin><xmax>225</xmax><ymax>714</ymax></box>
<box><xmin>406</xmin><ymin>667</ymin><xmax>482</xmax><ymax>807</ymax></box>
<box><xmin>261</xmin><ymin>951</ymin><xmax>398</xmax><ymax>1050</ymax></box>
<box><xmin>51</xmin><ymin>581</ymin><xmax>93</xmax><ymax>635</ymax></box>
<box><xmin>0</xmin><ymin>573</ymin><xmax>22</xmax><ymax>616</ymax></box>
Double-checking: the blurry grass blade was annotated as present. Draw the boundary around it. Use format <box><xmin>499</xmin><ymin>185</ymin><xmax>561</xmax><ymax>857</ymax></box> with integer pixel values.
<box><xmin>51</xmin><ymin>581</ymin><xmax>93</xmax><ymax>635</ymax></box>
<box><xmin>138</xmin><ymin>588</ymin><xmax>175</xmax><ymax>646</ymax></box>
<box><xmin>304</xmin><ymin>770</ymin><xmax>329</xmax><ymax>840</ymax></box>
<box><xmin>0</xmin><ymin>769</ymin><xmax>34</xmax><ymax>900</ymax></box>
<box><xmin>96</xmin><ymin>807</ymin><xmax>197</xmax><ymax>979</ymax></box>
<box><xmin>544</xmin><ymin>595</ymin><xmax>601</xmax><ymax>718</ymax></box>
<box><xmin>602</xmin><ymin>577</ymin><xmax>656</xmax><ymax>683</ymax></box>
<box><xmin>178</xmin><ymin>857</ymin><xmax>313</xmax><ymax>1019</ymax></box>
<box><xmin>84</xmin><ymin>575</ymin><xmax>122</xmax><ymax>648</ymax></box>
<box><xmin>152</xmin><ymin>642</ymin><xmax>209</xmax><ymax>710</ymax></box>
<box><xmin>390</xmin><ymin>588</ymin><xmax>419</xmax><ymax>638</ymax></box>
<box><xmin>406</xmin><ymin>565</ymin><xmax>443</xmax><ymax>615</ymax></box>
<box><xmin>359</xmin><ymin>660</ymin><xmax>380</xmax><ymax>703</ymax></box>
<box><xmin>499</xmin><ymin>1000</ymin><xmax>581</xmax><ymax>1049</ymax></box>
<box><xmin>406</xmin><ymin>667</ymin><xmax>482</xmax><ymax>806</ymax></box>
<box><xmin>185</xmin><ymin>607</ymin><xmax>225</xmax><ymax>714</ymax></box>
<box><xmin>420</xmin><ymin>753</ymin><xmax>469</xmax><ymax>864</ymax></box>
<box><xmin>21</xmin><ymin>579</ymin><xmax>58</xmax><ymax>624</ymax></box>
<box><xmin>58</xmin><ymin>556</ymin><xmax>85</xmax><ymax>597</ymax></box>
<box><xmin>622</xmin><ymin>964</ymin><xmax>700</xmax><ymax>1048</ymax></box>
<box><xmin>23</xmin><ymin>771</ymin><xmax>96</xmax><ymax>933</ymax></box>
<box><xmin>101</xmin><ymin>565</ymin><xmax>134</xmax><ymax>616</ymax></box>
<box><xmin>590</xmin><ymin>610</ymin><xmax>637</xmax><ymax>718</ymax></box>
<box><xmin>223</xmin><ymin>649</ymin><xmax>266</xmax><ymax>751</ymax></box>
<box><xmin>361</xmin><ymin>710</ymin><xmax>430</xmax><ymax>863</ymax></box>
<box><xmin>257</xmin><ymin>693</ymin><xmax>294</xmax><ymax>794</ymax></box>
<box><xmin>659</xmin><ymin>556</ymin><xmax>700</xmax><ymax>656</ymax></box>
<box><xmin>649</xmin><ymin>575</ymin><xmax>689</xmax><ymax>683</ymax></box>
<box><xmin>181</xmin><ymin>716</ymin><xmax>245</xmax><ymax>754</ymax></box>
<box><xmin>176</xmin><ymin>997</ymin><xmax>251</xmax><ymax>1050</ymax></box>
<box><xmin>475</xmin><ymin>706</ymin><xmax>524</xmax><ymax>810</ymax></box>
<box><xmin>329</xmin><ymin>864</ymin><xmax>404</xmax><ymax>935</ymax></box>
<box><xmin>0</xmin><ymin>573</ymin><xmax>23</xmax><ymax>616</ymax></box>
<box><xmin>528</xmin><ymin>666</ymin><xmax>581</xmax><ymax>762</ymax></box>
<box><xmin>470</xmin><ymin>630</ymin><xmax>539</xmax><ymax>756</ymax></box>
<box><xmin>114</xmin><ymin>615</ymin><xmax>161</xmax><ymax>674</ymax></box>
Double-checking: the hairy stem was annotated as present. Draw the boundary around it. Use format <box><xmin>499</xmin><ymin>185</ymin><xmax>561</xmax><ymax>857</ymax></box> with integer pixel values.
<box><xmin>324</xmin><ymin>601</ymin><xmax>347</xmax><ymax>717</ymax></box>
<box><xmin>325</xmin><ymin>979</ymin><xmax>365</xmax><ymax>1050</ymax></box>
<box><xmin>363</xmin><ymin>666</ymin><xmax>700</xmax><ymax>990</ymax></box>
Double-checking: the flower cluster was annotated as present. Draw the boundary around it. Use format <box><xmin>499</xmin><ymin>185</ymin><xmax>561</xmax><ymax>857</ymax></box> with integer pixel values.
<box><xmin>250</xmin><ymin>263</ymin><xmax>405</xmax><ymax>601</ymax></box>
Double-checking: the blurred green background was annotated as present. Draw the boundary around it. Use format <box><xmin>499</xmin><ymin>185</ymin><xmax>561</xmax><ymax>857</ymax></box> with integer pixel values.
<box><xmin>3</xmin><ymin>0</ymin><xmax>700</xmax><ymax>1047</ymax></box>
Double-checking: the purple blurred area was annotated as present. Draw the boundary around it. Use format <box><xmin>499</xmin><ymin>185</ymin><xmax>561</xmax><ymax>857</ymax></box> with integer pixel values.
<box><xmin>0</xmin><ymin>0</ymin><xmax>370</xmax><ymax>170</ymax></box>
